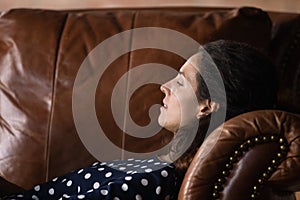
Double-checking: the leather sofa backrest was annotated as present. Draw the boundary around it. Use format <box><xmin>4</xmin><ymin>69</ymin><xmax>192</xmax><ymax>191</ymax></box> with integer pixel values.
<box><xmin>0</xmin><ymin>7</ymin><xmax>299</xmax><ymax>190</ymax></box>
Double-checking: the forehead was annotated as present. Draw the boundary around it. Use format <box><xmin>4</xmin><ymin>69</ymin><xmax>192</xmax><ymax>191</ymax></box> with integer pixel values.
<box><xmin>181</xmin><ymin>51</ymin><xmax>206</xmax><ymax>75</ymax></box>
<box><xmin>179</xmin><ymin>60</ymin><xmax>199</xmax><ymax>90</ymax></box>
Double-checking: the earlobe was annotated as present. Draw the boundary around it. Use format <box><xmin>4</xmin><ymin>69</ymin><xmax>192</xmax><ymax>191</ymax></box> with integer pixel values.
<box><xmin>210</xmin><ymin>101</ymin><xmax>220</xmax><ymax>112</ymax></box>
<box><xmin>196</xmin><ymin>100</ymin><xmax>220</xmax><ymax>119</ymax></box>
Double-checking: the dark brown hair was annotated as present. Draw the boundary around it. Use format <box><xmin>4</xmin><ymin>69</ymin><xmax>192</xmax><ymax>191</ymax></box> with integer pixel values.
<box><xmin>174</xmin><ymin>40</ymin><xmax>277</xmax><ymax>174</ymax></box>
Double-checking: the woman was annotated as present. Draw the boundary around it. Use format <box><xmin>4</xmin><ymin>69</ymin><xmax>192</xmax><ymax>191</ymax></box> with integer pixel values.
<box><xmin>2</xmin><ymin>40</ymin><xmax>276</xmax><ymax>200</ymax></box>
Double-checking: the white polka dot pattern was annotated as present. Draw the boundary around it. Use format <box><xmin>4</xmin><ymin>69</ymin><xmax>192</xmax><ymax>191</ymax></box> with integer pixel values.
<box><xmin>105</xmin><ymin>172</ymin><xmax>112</xmax><ymax>177</ymax></box>
<box><xmin>34</xmin><ymin>185</ymin><xmax>40</xmax><ymax>192</ymax></box>
<box><xmin>48</xmin><ymin>188</ymin><xmax>54</xmax><ymax>195</ymax></box>
<box><xmin>93</xmin><ymin>182</ymin><xmax>100</xmax><ymax>189</ymax></box>
<box><xmin>5</xmin><ymin>156</ymin><xmax>176</xmax><ymax>200</ymax></box>
<box><xmin>136</xmin><ymin>194</ymin><xmax>142</xmax><ymax>200</ymax></box>
<box><xmin>141</xmin><ymin>179</ymin><xmax>148</xmax><ymax>186</ymax></box>
<box><xmin>156</xmin><ymin>186</ymin><xmax>162</xmax><ymax>195</ymax></box>
<box><xmin>121</xmin><ymin>183</ymin><xmax>128</xmax><ymax>191</ymax></box>
<box><xmin>67</xmin><ymin>180</ymin><xmax>72</xmax><ymax>187</ymax></box>
<box><xmin>84</xmin><ymin>173</ymin><xmax>91</xmax><ymax>179</ymax></box>
<box><xmin>161</xmin><ymin>170</ymin><xmax>168</xmax><ymax>177</ymax></box>
<box><xmin>145</xmin><ymin>168</ymin><xmax>152</xmax><ymax>173</ymax></box>
<box><xmin>98</xmin><ymin>167</ymin><xmax>104</xmax><ymax>171</ymax></box>
<box><xmin>101</xmin><ymin>189</ymin><xmax>108</xmax><ymax>195</ymax></box>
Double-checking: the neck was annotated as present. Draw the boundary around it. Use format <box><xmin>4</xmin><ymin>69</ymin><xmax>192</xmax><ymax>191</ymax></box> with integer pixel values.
<box><xmin>160</xmin><ymin>122</ymin><xmax>199</xmax><ymax>162</ymax></box>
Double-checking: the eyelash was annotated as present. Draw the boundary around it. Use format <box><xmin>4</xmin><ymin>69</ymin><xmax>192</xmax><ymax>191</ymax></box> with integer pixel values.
<box><xmin>177</xmin><ymin>81</ymin><xmax>183</xmax><ymax>86</ymax></box>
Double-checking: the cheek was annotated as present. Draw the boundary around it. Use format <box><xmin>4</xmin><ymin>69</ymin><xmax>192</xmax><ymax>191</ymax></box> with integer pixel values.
<box><xmin>168</xmin><ymin>98</ymin><xmax>182</xmax><ymax>118</ymax></box>
<box><xmin>165</xmin><ymin>99</ymin><xmax>181</xmax><ymax>120</ymax></box>
<box><xmin>172</xmin><ymin>97</ymin><xmax>181</xmax><ymax>110</ymax></box>
<box><xmin>177</xmin><ymin>93</ymin><xmax>199</xmax><ymax>119</ymax></box>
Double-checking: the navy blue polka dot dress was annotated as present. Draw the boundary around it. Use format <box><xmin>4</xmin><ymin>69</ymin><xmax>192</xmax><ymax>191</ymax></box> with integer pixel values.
<box><xmin>4</xmin><ymin>156</ymin><xmax>179</xmax><ymax>200</ymax></box>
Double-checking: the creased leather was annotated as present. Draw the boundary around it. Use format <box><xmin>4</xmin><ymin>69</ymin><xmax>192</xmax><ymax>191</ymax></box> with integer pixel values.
<box><xmin>0</xmin><ymin>8</ymin><xmax>299</xmax><ymax>199</ymax></box>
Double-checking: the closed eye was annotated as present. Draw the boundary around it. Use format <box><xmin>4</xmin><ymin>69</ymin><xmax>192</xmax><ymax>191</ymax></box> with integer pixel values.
<box><xmin>177</xmin><ymin>80</ymin><xmax>183</xmax><ymax>86</ymax></box>
<box><xmin>177</xmin><ymin>72</ymin><xmax>185</xmax><ymax>86</ymax></box>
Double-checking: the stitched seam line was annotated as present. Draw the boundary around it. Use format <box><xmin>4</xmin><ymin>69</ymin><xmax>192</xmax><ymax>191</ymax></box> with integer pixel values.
<box><xmin>121</xmin><ymin>11</ymin><xmax>137</xmax><ymax>159</ymax></box>
<box><xmin>45</xmin><ymin>12</ymin><xmax>69</xmax><ymax>182</ymax></box>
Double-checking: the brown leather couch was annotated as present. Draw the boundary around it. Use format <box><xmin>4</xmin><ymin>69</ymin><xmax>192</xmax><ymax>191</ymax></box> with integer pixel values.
<box><xmin>0</xmin><ymin>6</ymin><xmax>300</xmax><ymax>199</ymax></box>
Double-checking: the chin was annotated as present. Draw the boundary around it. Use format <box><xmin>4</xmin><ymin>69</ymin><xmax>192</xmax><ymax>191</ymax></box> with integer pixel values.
<box><xmin>158</xmin><ymin>114</ymin><xmax>165</xmax><ymax>128</ymax></box>
<box><xmin>158</xmin><ymin>116</ymin><xmax>177</xmax><ymax>133</ymax></box>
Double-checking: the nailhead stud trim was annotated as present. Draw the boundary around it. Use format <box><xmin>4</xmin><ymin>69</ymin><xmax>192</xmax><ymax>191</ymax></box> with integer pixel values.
<box><xmin>211</xmin><ymin>134</ymin><xmax>289</xmax><ymax>200</ymax></box>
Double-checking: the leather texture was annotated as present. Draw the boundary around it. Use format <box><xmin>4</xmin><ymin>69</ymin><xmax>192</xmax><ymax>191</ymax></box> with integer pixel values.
<box><xmin>179</xmin><ymin>110</ymin><xmax>300</xmax><ymax>200</ymax></box>
<box><xmin>0</xmin><ymin>6</ymin><xmax>299</xmax><ymax>199</ymax></box>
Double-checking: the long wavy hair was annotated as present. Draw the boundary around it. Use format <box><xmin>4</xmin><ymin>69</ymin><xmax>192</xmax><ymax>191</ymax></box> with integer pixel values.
<box><xmin>173</xmin><ymin>40</ymin><xmax>277</xmax><ymax>175</ymax></box>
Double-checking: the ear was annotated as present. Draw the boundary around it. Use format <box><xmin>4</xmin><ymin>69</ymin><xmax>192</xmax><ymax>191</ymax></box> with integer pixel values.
<box><xmin>196</xmin><ymin>99</ymin><xmax>220</xmax><ymax>119</ymax></box>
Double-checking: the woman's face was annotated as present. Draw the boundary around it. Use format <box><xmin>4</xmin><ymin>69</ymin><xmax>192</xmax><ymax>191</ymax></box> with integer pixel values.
<box><xmin>158</xmin><ymin>60</ymin><xmax>201</xmax><ymax>133</ymax></box>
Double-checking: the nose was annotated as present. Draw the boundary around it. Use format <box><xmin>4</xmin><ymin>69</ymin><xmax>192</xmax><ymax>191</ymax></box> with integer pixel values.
<box><xmin>160</xmin><ymin>84</ymin><xmax>170</xmax><ymax>96</ymax></box>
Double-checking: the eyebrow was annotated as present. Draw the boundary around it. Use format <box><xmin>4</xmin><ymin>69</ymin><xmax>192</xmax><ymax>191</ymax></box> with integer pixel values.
<box><xmin>178</xmin><ymin>71</ymin><xmax>185</xmax><ymax>77</ymax></box>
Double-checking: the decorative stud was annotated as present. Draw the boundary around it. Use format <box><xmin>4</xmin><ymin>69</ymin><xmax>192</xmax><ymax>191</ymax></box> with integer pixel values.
<box><xmin>262</xmin><ymin>173</ymin><xmax>268</xmax><ymax>178</ymax></box>
<box><xmin>234</xmin><ymin>150</ymin><xmax>242</xmax><ymax>156</ymax></box>
<box><xmin>225</xmin><ymin>163</ymin><xmax>233</xmax><ymax>170</ymax></box>
<box><xmin>280</xmin><ymin>145</ymin><xmax>287</xmax><ymax>150</ymax></box>
<box><xmin>217</xmin><ymin>178</ymin><xmax>226</xmax><ymax>184</ymax></box>
<box><xmin>279</xmin><ymin>138</ymin><xmax>284</xmax><ymax>144</ymax></box>
<box><xmin>262</xmin><ymin>136</ymin><xmax>268</xmax><ymax>141</ymax></box>
<box><xmin>212</xmin><ymin>134</ymin><xmax>289</xmax><ymax>200</ymax></box>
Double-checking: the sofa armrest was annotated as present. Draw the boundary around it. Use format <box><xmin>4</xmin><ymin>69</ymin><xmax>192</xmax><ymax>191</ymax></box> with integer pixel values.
<box><xmin>179</xmin><ymin>110</ymin><xmax>300</xmax><ymax>200</ymax></box>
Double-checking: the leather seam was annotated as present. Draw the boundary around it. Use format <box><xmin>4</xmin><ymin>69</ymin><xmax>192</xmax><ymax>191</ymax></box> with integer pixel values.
<box><xmin>120</xmin><ymin>11</ymin><xmax>137</xmax><ymax>159</ymax></box>
<box><xmin>45</xmin><ymin>12</ymin><xmax>69</xmax><ymax>182</ymax></box>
